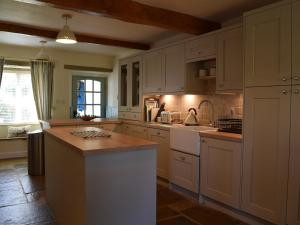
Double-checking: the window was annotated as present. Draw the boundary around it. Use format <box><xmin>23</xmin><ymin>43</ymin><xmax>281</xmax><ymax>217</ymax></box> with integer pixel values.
<box><xmin>0</xmin><ymin>69</ymin><xmax>38</xmax><ymax>124</ymax></box>
<box><xmin>72</xmin><ymin>76</ymin><xmax>107</xmax><ymax>118</ymax></box>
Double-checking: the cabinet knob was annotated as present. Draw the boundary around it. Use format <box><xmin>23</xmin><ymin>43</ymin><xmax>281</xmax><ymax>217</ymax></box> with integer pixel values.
<box><xmin>180</xmin><ymin>156</ymin><xmax>186</xmax><ymax>161</ymax></box>
<box><xmin>201</xmin><ymin>139</ymin><xmax>206</xmax><ymax>143</ymax></box>
<box><xmin>180</xmin><ymin>87</ymin><xmax>184</xmax><ymax>90</ymax></box>
<box><xmin>158</xmin><ymin>88</ymin><xmax>162</xmax><ymax>91</ymax></box>
<box><xmin>294</xmin><ymin>89</ymin><xmax>299</xmax><ymax>94</ymax></box>
<box><xmin>281</xmin><ymin>77</ymin><xmax>288</xmax><ymax>81</ymax></box>
<box><xmin>293</xmin><ymin>76</ymin><xmax>299</xmax><ymax>81</ymax></box>
<box><xmin>281</xmin><ymin>90</ymin><xmax>288</xmax><ymax>95</ymax></box>
<box><xmin>157</xmin><ymin>132</ymin><xmax>160</xmax><ymax>135</ymax></box>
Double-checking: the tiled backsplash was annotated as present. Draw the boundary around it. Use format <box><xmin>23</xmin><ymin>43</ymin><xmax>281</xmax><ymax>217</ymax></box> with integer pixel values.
<box><xmin>160</xmin><ymin>94</ymin><xmax>243</xmax><ymax>125</ymax></box>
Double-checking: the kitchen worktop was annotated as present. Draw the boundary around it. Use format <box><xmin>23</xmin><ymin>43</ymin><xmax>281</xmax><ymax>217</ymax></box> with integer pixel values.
<box><xmin>44</xmin><ymin>126</ymin><xmax>157</xmax><ymax>156</ymax></box>
<box><xmin>199</xmin><ymin>130</ymin><xmax>242</xmax><ymax>142</ymax></box>
<box><xmin>48</xmin><ymin>118</ymin><xmax>122</xmax><ymax>127</ymax></box>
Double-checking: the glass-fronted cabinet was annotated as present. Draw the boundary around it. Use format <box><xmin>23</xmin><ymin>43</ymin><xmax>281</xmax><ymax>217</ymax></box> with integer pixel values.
<box><xmin>118</xmin><ymin>56</ymin><xmax>142</xmax><ymax>114</ymax></box>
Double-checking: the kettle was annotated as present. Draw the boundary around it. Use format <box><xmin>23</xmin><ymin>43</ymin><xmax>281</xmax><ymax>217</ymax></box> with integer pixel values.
<box><xmin>184</xmin><ymin>108</ymin><xmax>199</xmax><ymax>126</ymax></box>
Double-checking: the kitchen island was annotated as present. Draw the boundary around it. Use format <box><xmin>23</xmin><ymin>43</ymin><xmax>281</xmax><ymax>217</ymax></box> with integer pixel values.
<box><xmin>44</xmin><ymin>126</ymin><xmax>157</xmax><ymax>225</ymax></box>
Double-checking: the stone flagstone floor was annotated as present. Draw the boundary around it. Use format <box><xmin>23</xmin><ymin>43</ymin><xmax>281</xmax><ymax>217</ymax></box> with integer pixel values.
<box><xmin>0</xmin><ymin>158</ymin><xmax>248</xmax><ymax>225</ymax></box>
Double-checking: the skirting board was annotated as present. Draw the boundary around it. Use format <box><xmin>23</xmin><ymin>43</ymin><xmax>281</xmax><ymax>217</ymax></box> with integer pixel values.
<box><xmin>0</xmin><ymin>151</ymin><xmax>27</xmax><ymax>159</ymax></box>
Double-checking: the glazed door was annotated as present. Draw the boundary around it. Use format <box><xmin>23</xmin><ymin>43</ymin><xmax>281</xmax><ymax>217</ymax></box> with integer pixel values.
<box><xmin>119</xmin><ymin>59</ymin><xmax>131</xmax><ymax>112</ymax></box>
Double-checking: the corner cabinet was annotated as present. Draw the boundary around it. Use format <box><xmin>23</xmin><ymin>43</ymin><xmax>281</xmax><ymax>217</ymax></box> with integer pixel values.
<box><xmin>143</xmin><ymin>44</ymin><xmax>185</xmax><ymax>94</ymax></box>
<box><xmin>119</xmin><ymin>56</ymin><xmax>143</xmax><ymax>117</ymax></box>
<box><xmin>200</xmin><ymin>137</ymin><xmax>242</xmax><ymax>209</ymax></box>
<box><xmin>148</xmin><ymin>128</ymin><xmax>170</xmax><ymax>180</ymax></box>
<box><xmin>244</xmin><ymin>3</ymin><xmax>291</xmax><ymax>87</ymax></box>
<box><xmin>242</xmin><ymin>86</ymin><xmax>290</xmax><ymax>224</ymax></box>
<box><xmin>216</xmin><ymin>26</ymin><xmax>243</xmax><ymax>91</ymax></box>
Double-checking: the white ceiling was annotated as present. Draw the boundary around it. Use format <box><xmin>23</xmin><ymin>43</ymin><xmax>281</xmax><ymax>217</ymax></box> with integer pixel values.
<box><xmin>0</xmin><ymin>0</ymin><xmax>279</xmax><ymax>56</ymax></box>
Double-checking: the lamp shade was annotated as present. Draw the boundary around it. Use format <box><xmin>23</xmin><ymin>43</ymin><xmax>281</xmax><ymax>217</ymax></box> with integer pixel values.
<box><xmin>56</xmin><ymin>25</ymin><xmax>77</xmax><ymax>44</ymax></box>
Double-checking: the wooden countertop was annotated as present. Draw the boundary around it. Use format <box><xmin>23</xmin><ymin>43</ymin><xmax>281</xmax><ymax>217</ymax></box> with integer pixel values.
<box><xmin>44</xmin><ymin>127</ymin><xmax>158</xmax><ymax>156</ymax></box>
<box><xmin>199</xmin><ymin>130</ymin><xmax>242</xmax><ymax>142</ymax></box>
<box><xmin>48</xmin><ymin>118</ymin><xmax>122</xmax><ymax>127</ymax></box>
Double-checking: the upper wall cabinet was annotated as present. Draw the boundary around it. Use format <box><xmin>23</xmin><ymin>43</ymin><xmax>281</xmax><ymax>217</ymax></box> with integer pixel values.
<box><xmin>293</xmin><ymin>0</ymin><xmax>300</xmax><ymax>85</ymax></box>
<box><xmin>119</xmin><ymin>56</ymin><xmax>143</xmax><ymax>113</ymax></box>
<box><xmin>244</xmin><ymin>3</ymin><xmax>291</xmax><ymax>87</ymax></box>
<box><xmin>216</xmin><ymin>26</ymin><xmax>243</xmax><ymax>91</ymax></box>
<box><xmin>185</xmin><ymin>35</ymin><xmax>216</xmax><ymax>61</ymax></box>
<box><xmin>143</xmin><ymin>49</ymin><xmax>164</xmax><ymax>93</ymax></box>
<box><xmin>143</xmin><ymin>44</ymin><xmax>185</xmax><ymax>94</ymax></box>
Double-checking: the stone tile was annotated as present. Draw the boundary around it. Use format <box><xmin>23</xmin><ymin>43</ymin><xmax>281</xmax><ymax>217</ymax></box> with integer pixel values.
<box><xmin>0</xmin><ymin>188</ymin><xmax>27</xmax><ymax>207</ymax></box>
<box><xmin>26</xmin><ymin>191</ymin><xmax>46</xmax><ymax>203</ymax></box>
<box><xmin>0</xmin><ymin>169</ymin><xmax>18</xmax><ymax>184</ymax></box>
<box><xmin>157</xmin><ymin>206</ymin><xmax>179</xmax><ymax>221</ymax></box>
<box><xmin>0</xmin><ymin>201</ymin><xmax>53</xmax><ymax>225</ymax></box>
<box><xmin>0</xmin><ymin>180</ymin><xmax>22</xmax><ymax>191</ymax></box>
<box><xmin>182</xmin><ymin>206</ymin><xmax>241</xmax><ymax>225</ymax></box>
<box><xmin>20</xmin><ymin>175</ymin><xmax>45</xmax><ymax>194</ymax></box>
<box><xmin>168</xmin><ymin>199</ymin><xmax>198</xmax><ymax>212</ymax></box>
<box><xmin>15</xmin><ymin>167</ymin><xmax>28</xmax><ymax>177</ymax></box>
<box><xmin>157</xmin><ymin>188</ymin><xmax>185</xmax><ymax>207</ymax></box>
<box><xmin>157</xmin><ymin>216</ymin><xmax>198</xmax><ymax>225</ymax></box>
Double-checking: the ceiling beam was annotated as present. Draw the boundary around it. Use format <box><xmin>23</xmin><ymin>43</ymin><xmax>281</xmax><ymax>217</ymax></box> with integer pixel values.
<box><xmin>0</xmin><ymin>21</ymin><xmax>150</xmax><ymax>50</ymax></box>
<box><xmin>15</xmin><ymin>0</ymin><xmax>221</xmax><ymax>35</ymax></box>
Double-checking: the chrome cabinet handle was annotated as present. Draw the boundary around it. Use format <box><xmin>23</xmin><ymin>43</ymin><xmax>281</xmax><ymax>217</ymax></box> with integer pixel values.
<box><xmin>294</xmin><ymin>89</ymin><xmax>299</xmax><ymax>94</ymax></box>
<box><xmin>293</xmin><ymin>76</ymin><xmax>299</xmax><ymax>81</ymax></box>
<box><xmin>281</xmin><ymin>90</ymin><xmax>288</xmax><ymax>95</ymax></box>
<box><xmin>282</xmin><ymin>77</ymin><xmax>287</xmax><ymax>81</ymax></box>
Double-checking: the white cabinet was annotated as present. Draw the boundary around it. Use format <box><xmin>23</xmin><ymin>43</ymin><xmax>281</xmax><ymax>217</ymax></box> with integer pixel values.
<box><xmin>200</xmin><ymin>137</ymin><xmax>242</xmax><ymax>209</ymax></box>
<box><xmin>143</xmin><ymin>44</ymin><xmax>185</xmax><ymax>94</ymax></box>
<box><xmin>148</xmin><ymin>128</ymin><xmax>170</xmax><ymax>180</ymax></box>
<box><xmin>143</xmin><ymin>49</ymin><xmax>164</xmax><ymax>93</ymax></box>
<box><xmin>242</xmin><ymin>86</ymin><xmax>290</xmax><ymax>224</ymax></box>
<box><xmin>164</xmin><ymin>44</ymin><xmax>185</xmax><ymax>92</ymax></box>
<box><xmin>185</xmin><ymin>35</ymin><xmax>216</xmax><ymax>61</ymax></box>
<box><xmin>287</xmin><ymin>85</ymin><xmax>300</xmax><ymax>225</ymax></box>
<box><xmin>292</xmin><ymin>1</ymin><xmax>300</xmax><ymax>85</ymax></box>
<box><xmin>122</xmin><ymin>124</ymin><xmax>148</xmax><ymax>139</ymax></box>
<box><xmin>217</xmin><ymin>26</ymin><xmax>243</xmax><ymax>91</ymax></box>
<box><xmin>244</xmin><ymin>3</ymin><xmax>291</xmax><ymax>87</ymax></box>
<box><xmin>119</xmin><ymin>56</ymin><xmax>143</xmax><ymax>114</ymax></box>
<box><xmin>170</xmin><ymin>150</ymin><xmax>199</xmax><ymax>193</ymax></box>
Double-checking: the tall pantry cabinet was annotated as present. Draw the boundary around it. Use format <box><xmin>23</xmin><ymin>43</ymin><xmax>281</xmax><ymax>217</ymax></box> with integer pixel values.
<box><xmin>243</xmin><ymin>1</ymin><xmax>300</xmax><ymax>225</ymax></box>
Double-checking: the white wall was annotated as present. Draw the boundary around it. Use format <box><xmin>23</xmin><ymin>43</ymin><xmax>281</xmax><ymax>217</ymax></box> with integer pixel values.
<box><xmin>0</xmin><ymin>43</ymin><xmax>116</xmax><ymax>119</ymax></box>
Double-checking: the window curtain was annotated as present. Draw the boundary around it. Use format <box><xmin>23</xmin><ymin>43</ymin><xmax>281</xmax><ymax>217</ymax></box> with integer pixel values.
<box><xmin>30</xmin><ymin>60</ymin><xmax>54</xmax><ymax>120</ymax></box>
<box><xmin>0</xmin><ymin>57</ymin><xmax>4</xmax><ymax>88</ymax></box>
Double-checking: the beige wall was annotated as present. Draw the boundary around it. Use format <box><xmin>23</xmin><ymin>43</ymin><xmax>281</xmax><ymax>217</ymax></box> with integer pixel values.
<box><xmin>0</xmin><ymin>43</ymin><xmax>116</xmax><ymax>119</ymax></box>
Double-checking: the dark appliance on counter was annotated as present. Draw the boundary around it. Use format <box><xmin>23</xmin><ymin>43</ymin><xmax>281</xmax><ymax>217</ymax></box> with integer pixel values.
<box><xmin>216</xmin><ymin>118</ymin><xmax>242</xmax><ymax>134</ymax></box>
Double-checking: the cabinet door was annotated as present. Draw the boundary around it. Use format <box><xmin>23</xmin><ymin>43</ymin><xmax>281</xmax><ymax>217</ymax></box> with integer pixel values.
<box><xmin>118</xmin><ymin>60</ymin><xmax>130</xmax><ymax>111</ymax></box>
<box><xmin>287</xmin><ymin>85</ymin><xmax>300</xmax><ymax>225</ymax></box>
<box><xmin>185</xmin><ymin>35</ymin><xmax>216</xmax><ymax>61</ymax></box>
<box><xmin>200</xmin><ymin>137</ymin><xmax>242</xmax><ymax>209</ymax></box>
<box><xmin>148</xmin><ymin>128</ymin><xmax>169</xmax><ymax>180</ymax></box>
<box><xmin>244</xmin><ymin>4</ymin><xmax>291</xmax><ymax>87</ymax></box>
<box><xmin>143</xmin><ymin>50</ymin><xmax>164</xmax><ymax>93</ymax></box>
<box><xmin>164</xmin><ymin>44</ymin><xmax>185</xmax><ymax>92</ymax></box>
<box><xmin>130</xmin><ymin>56</ymin><xmax>142</xmax><ymax>112</ymax></box>
<box><xmin>217</xmin><ymin>27</ymin><xmax>243</xmax><ymax>91</ymax></box>
<box><xmin>292</xmin><ymin>1</ymin><xmax>300</xmax><ymax>85</ymax></box>
<box><xmin>170</xmin><ymin>150</ymin><xmax>199</xmax><ymax>193</ymax></box>
<box><xmin>242</xmin><ymin>86</ymin><xmax>291</xmax><ymax>224</ymax></box>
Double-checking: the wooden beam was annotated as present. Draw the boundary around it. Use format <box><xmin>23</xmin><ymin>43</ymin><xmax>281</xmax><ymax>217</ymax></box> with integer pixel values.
<box><xmin>0</xmin><ymin>21</ymin><xmax>150</xmax><ymax>50</ymax></box>
<box><xmin>64</xmin><ymin>64</ymin><xmax>113</xmax><ymax>73</ymax></box>
<box><xmin>15</xmin><ymin>0</ymin><xmax>221</xmax><ymax>35</ymax></box>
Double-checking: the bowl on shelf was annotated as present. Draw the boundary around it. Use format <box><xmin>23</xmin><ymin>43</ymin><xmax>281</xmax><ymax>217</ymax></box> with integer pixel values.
<box><xmin>80</xmin><ymin>115</ymin><xmax>96</xmax><ymax>121</ymax></box>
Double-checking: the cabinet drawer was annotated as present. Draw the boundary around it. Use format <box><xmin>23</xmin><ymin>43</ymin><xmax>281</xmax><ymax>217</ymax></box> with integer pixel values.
<box><xmin>148</xmin><ymin>128</ymin><xmax>169</xmax><ymax>138</ymax></box>
<box><xmin>130</xmin><ymin>113</ymin><xmax>141</xmax><ymax>121</ymax></box>
<box><xmin>98</xmin><ymin>124</ymin><xmax>117</xmax><ymax>131</ymax></box>
<box><xmin>122</xmin><ymin>124</ymin><xmax>148</xmax><ymax>139</ymax></box>
<box><xmin>170</xmin><ymin>150</ymin><xmax>199</xmax><ymax>193</ymax></box>
<box><xmin>185</xmin><ymin>35</ymin><xmax>216</xmax><ymax>61</ymax></box>
<box><xmin>118</xmin><ymin>111</ymin><xmax>131</xmax><ymax>120</ymax></box>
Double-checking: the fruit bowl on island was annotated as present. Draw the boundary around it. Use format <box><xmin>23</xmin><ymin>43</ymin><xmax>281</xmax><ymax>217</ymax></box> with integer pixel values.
<box><xmin>80</xmin><ymin>115</ymin><xmax>96</xmax><ymax>121</ymax></box>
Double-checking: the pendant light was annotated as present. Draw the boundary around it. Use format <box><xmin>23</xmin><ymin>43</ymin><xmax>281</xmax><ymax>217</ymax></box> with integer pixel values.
<box><xmin>56</xmin><ymin>14</ymin><xmax>77</xmax><ymax>44</ymax></box>
<box><xmin>35</xmin><ymin>40</ymin><xmax>50</xmax><ymax>60</ymax></box>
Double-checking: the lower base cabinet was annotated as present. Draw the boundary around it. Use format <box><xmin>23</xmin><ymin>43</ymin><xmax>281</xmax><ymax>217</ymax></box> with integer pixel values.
<box><xmin>170</xmin><ymin>150</ymin><xmax>199</xmax><ymax>193</ymax></box>
<box><xmin>148</xmin><ymin>128</ymin><xmax>170</xmax><ymax>180</ymax></box>
<box><xmin>200</xmin><ymin>137</ymin><xmax>242</xmax><ymax>209</ymax></box>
